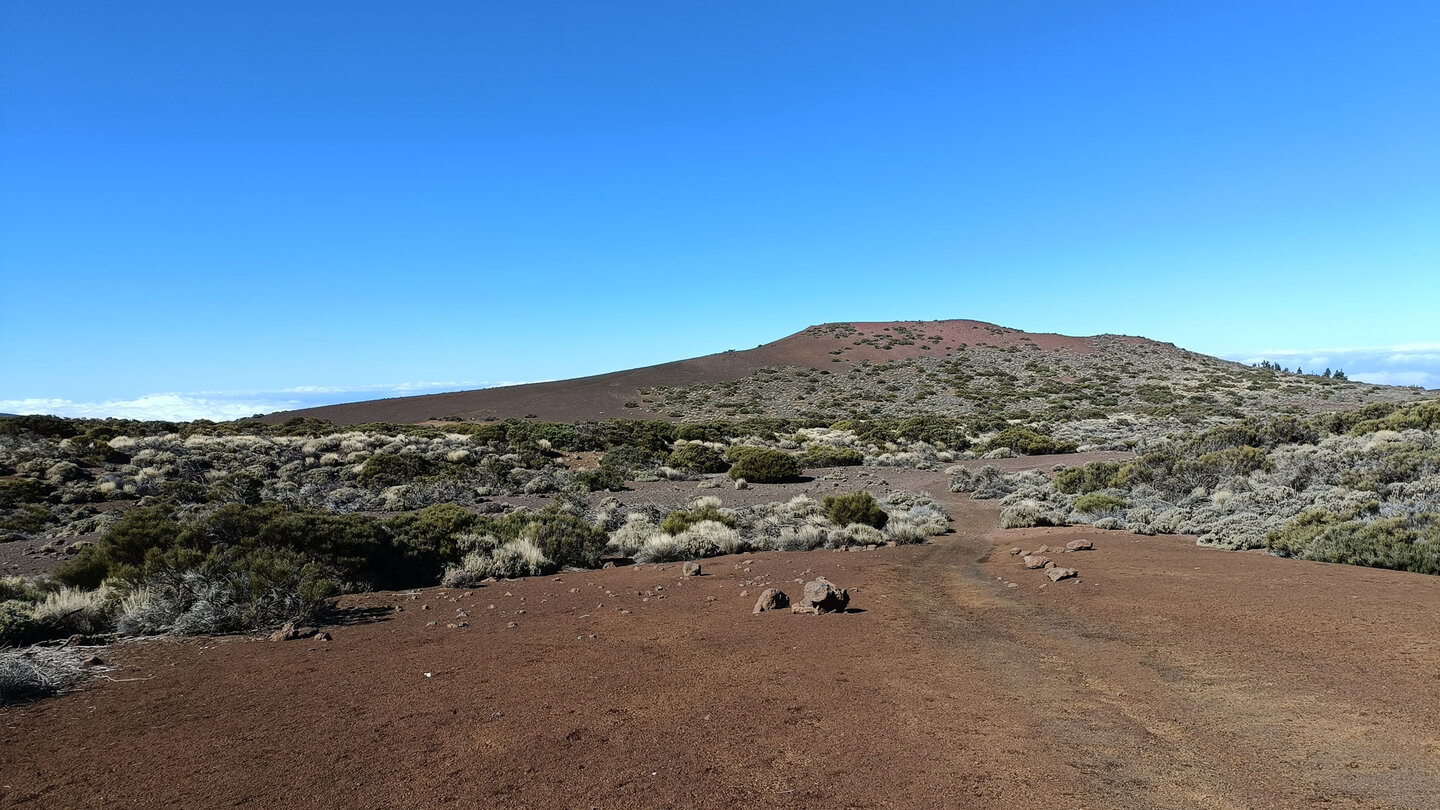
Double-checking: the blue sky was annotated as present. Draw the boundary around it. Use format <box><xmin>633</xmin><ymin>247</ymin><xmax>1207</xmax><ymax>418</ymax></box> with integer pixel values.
<box><xmin>3</xmin><ymin>1</ymin><xmax>1437</xmax><ymax>419</ymax></box>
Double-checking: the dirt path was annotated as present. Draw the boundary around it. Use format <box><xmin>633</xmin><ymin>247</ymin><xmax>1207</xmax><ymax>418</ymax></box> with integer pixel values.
<box><xmin>4</xmin><ymin>471</ymin><xmax>1438</xmax><ymax>809</ymax></box>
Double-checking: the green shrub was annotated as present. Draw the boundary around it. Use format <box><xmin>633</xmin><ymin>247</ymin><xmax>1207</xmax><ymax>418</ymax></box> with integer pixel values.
<box><xmin>895</xmin><ymin>415</ymin><xmax>972</xmax><ymax>449</ymax></box>
<box><xmin>573</xmin><ymin>467</ymin><xmax>625</xmax><ymax>492</ymax></box>
<box><xmin>599</xmin><ymin>445</ymin><xmax>657</xmax><ymax>475</ymax></box>
<box><xmin>1072</xmin><ymin>493</ymin><xmax>1126</xmax><ymax>514</ymax></box>
<box><xmin>0</xmin><ymin>504</ymin><xmax>53</xmax><ymax>535</ymax></box>
<box><xmin>358</xmin><ymin>453</ymin><xmax>475</xmax><ymax>486</ymax></box>
<box><xmin>0</xmin><ymin>479</ymin><xmax>53</xmax><ymax>510</ymax></box>
<box><xmin>0</xmin><ymin>601</ymin><xmax>46</xmax><ymax>646</ymax></box>
<box><xmin>661</xmin><ymin>503</ymin><xmax>735</xmax><ymax>535</ymax></box>
<box><xmin>726</xmin><ymin>446</ymin><xmax>802</xmax><ymax>483</ymax></box>
<box><xmin>1266</xmin><ymin>508</ymin><xmax>1440</xmax><ymax>575</ymax></box>
<box><xmin>1053</xmin><ymin>462</ymin><xmax>1125</xmax><ymax>495</ymax></box>
<box><xmin>1347</xmin><ymin>402</ymin><xmax>1440</xmax><ymax>436</ymax></box>
<box><xmin>385</xmin><ymin>504</ymin><xmax>482</xmax><ymax>577</ymax></box>
<box><xmin>823</xmin><ymin>491</ymin><xmax>888</xmax><ymax>529</ymax></box>
<box><xmin>515</xmin><ymin>513</ymin><xmax>608</xmax><ymax>569</ymax></box>
<box><xmin>667</xmin><ymin>444</ymin><xmax>730</xmax><ymax>473</ymax></box>
<box><xmin>982</xmin><ymin>427</ymin><xmax>1077</xmax><ymax>456</ymax></box>
<box><xmin>798</xmin><ymin>445</ymin><xmax>863</xmax><ymax>468</ymax></box>
<box><xmin>55</xmin><ymin>502</ymin><xmax>414</xmax><ymax>592</ymax></box>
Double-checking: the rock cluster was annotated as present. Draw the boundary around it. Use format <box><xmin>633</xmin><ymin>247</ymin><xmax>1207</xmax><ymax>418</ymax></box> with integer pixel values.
<box><xmin>1011</xmin><ymin>539</ymin><xmax>1093</xmax><ymax>584</ymax></box>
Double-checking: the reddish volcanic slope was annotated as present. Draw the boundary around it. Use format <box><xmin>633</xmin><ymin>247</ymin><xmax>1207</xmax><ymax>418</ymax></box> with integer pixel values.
<box><xmin>260</xmin><ymin>320</ymin><xmax>1169</xmax><ymax>425</ymax></box>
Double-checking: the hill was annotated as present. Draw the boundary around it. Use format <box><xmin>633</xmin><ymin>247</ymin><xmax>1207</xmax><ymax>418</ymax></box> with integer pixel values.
<box><xmin>262</xmin><ymin>319</ymin><xmax>1424</xmax><ymax>425</ymax></box>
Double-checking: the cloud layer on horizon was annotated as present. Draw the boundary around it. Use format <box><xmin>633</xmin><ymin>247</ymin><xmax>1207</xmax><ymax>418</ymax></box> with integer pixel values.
<box><xmin>1220</xmin><ymin>343</ymin><xmax>1440</xmax><ymax>390</ymax></box>
<box><xmin>0</xmin><ymin>381</ymin><xmax>527</xmax><ymax>422</ymax></box>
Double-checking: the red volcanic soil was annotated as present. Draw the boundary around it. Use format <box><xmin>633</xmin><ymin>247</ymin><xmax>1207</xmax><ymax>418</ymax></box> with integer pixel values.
<box><xmin>259</xmin><ymin>320</ymin><xmax>1170</xmax><ymax>425</ymax></box>
<box><xmin>5</xmin><ymin>465</ymin><xmax>1439</xmax><ymax>809</ymax></box>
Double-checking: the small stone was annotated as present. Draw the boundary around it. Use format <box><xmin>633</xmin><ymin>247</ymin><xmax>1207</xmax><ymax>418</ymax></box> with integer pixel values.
<box><xmin>1046</xmin><ymin>567</ymin><xmax>1078</xmax><ymax>582</ymax></box>
<box><xmin>82</xmin><ymin>655</ymin><xmax>104</xmax><ymax>666</ymax></box>
<box><xmin>1065</xmin><ymin>538</ymin><xmax>1094</xmax><ymax>551</ymax></box>
<box><xmin>682</xmin><ymin>561</ymin><xmax>702</xmax><ymax>577</ymax></box>
<box><xmin>1022</xmin><ymin>555</ymin><xmax>1051</xmax><ymax>570</ymax></box>
<box><xmin>506</xmin><ymin>622</ymin><xmax>518</xmax><ymax>628</ymax></box>
<box><xmin>1009</xmin><ymin>547</ymin><xmax>1024</xmax><ymax>556</ymax></box>
<box><xmin>314</xmin><ymin>631</ymin><xmax>332</xmax><ymax>641</ymax></box>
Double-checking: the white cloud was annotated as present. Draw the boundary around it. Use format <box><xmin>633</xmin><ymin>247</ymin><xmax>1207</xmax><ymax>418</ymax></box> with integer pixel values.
<box><xmin>0</xmin><ymin>381</ymin><xmax>533</xmax><ymax>422</ymax></box>
<box><xmin>1350</xmin><ymin>370</ymin><xmax>1440</xmax><ymax>388</ymax></box>
<box><xmin>1220</xmin><ymin>341</ymin><xmax>1440</xmax><ymax>391</ymax></box>
<box><xmin>0</xmin><ymin>394</ymin><xmax>295</xmax><ymax>422</ymax></box>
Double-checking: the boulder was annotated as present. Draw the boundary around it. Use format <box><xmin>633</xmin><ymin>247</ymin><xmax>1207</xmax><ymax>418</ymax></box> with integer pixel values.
<box><xmin>752</xmin><ymin>588</ymin><xmax>790</xmax><ymax>614</ymax></box>
<box><xmin>753</xmin><ymin>588</ymin><xmax>789</xmax><ymax>613</ymax></box>
<box><xmin>682</xmin><ymin>561</ymin><xmax>702</xmax><ymax>577</ymax></box>
<box><xmin>1022</xmin><ymin>555</ymin><xmax>1051</xmax><ymax>570</ymax></box>
<box><xmin>1065</xmin><ymin>539</ymin><xmax>1094</xmax><ymax>551</ymax></box>
<box><xmin>792</xmin><ymin>578</ymin><xmax>850</xmax><ymax>614</ymax></box>
<box><xmin>1046</xmin><ymin>567</ymin><xmax>1078</xmax><ymax>582</ymax></box>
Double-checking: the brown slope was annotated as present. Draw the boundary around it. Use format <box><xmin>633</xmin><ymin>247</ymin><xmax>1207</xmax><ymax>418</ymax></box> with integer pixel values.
<box><xmin>259</xmin><ymin>320</ymin><xmax>1171</xmax><ymax>425</ymax></box>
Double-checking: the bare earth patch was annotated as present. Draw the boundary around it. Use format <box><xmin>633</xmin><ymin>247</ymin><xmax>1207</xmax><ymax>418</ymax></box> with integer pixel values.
<box><xmin>3</xmin><ymin>467</ymin><xmax>1438</xmax><ymax>809</ymax></box>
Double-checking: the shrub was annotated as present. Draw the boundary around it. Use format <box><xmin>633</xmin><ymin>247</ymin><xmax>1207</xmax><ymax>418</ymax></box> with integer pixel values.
<box><xmin>0</xmin><ymin>576</ymin><xmax>42</xmax><ymax>603</ymax></box>
<box><xmin>634</xmin><ymin>534</ymin><xmax>685</xmax><ymax>563</ymax></box>
<box><xmin>672</xmin><ymin>520</ymin><xmax>744</xmax><ymax>558</ymax></box>
<box><xmin>726</xmin><ymin>446</ymin><xmax>801</xmax><ymax>483</ymax></box>
<box><xmin>895</xmin><ymin>415</ymin><xmax>972</xmax><ymax>449</ymax></box>
<box><xmin>488</xmin><ymin>538</ymin><xmax>552</xmax><ymax>578</ymax></box>
<box><xmin>573</xmin><ymin>466</ymin><xmax>625</xmax><ymax>492</ymax></box>
<box><xmin>32</xmin><ymin>587</ymin><xmax>115</xmax><ymax>636</ymax></box>
<box><xmin>883</xmin><ymin>518</ymin><xmax>928</xmax><ymax>544</ymax></box>
<box><xmin>1073</xmin><ymin>493</ymin><xmax>1126</xmax><ymax>514</ymax></box>
<box><xmin>608</xmin><ymin>513</ymin><xmax>661</xmax><ymax>557</ymax></box>
<box><xmin>798</xmin><ymin>445</ymin><xmax>863</xmax><ymax>468</ymax></box>
<box><xmin>359</xmin><ymin>453</ymin><xmax>441</xmax><ymax>485</ymax></box>
<box><xmin>1266</xmin><ymin>507</ymin><xmax>1440</xmax><ymax>575</ymax></box>
<box><xmin>823</xmin><ymin>491</ymin><xmax>888</xmax><ymax>530</ymax></box>
<box><xmin>519</xmin><ymin>513</ymin><xmax>607</xmax><ymax>570</ymax></box>
<box><xmin>1</xmin><ymin>648</ymin><xmax>84</xmax><ymax>705</ymax></box>
<box><xmin>0</xmin><ymin>601</ymin><xmax>47</xmax><ymax>646</ymax></box>
<box><xmin>999</xmin><ymin>499</ymin><xmax>1067</xmax><ymax>529</ymax></box>
<box><xmin>599</xmin><ymin>445</ymin><xmax>657</xmax><ymax>476</ymax></box>
<box><xmin>842</xmin><ymin>523</ymin><xmax>886</xmax><ymax>546</ymax></box>
<box><xmin>667</xmin><ymin>444</ymin><xmax>730</xmax><ymax>474</ymax></box>
<box><xmin>982</xmin><ymin>428</ymin><xmax>1077</xmax><ymax>456</ymax></box>
<box><xmin>661</xmin><ymin>498</ymin><xmax>735</xmax><ymax>535</ymax></box>
<box><xmin>385</xmin><ymin>503</ymin><xmax>482</xmax><ymax>577</ymax></box>
<box><xmin>1054</xmin><ymin>462</ymin><xmax>1126</xmax><ymax>495</ymax></box>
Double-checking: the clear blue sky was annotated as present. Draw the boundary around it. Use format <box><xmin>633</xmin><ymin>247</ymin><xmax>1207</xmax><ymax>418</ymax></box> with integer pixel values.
<box><xmin>3</xmin><ymin>1</ymin><xmax>1437</xmax><ymax>419</ymax></box>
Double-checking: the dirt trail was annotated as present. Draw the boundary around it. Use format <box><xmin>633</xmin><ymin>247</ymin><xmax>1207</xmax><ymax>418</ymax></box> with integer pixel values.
<box><xmin>4</xmin><ymin>471</ymin><xmax>1439</xmax><ymax>809</ymax></box>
